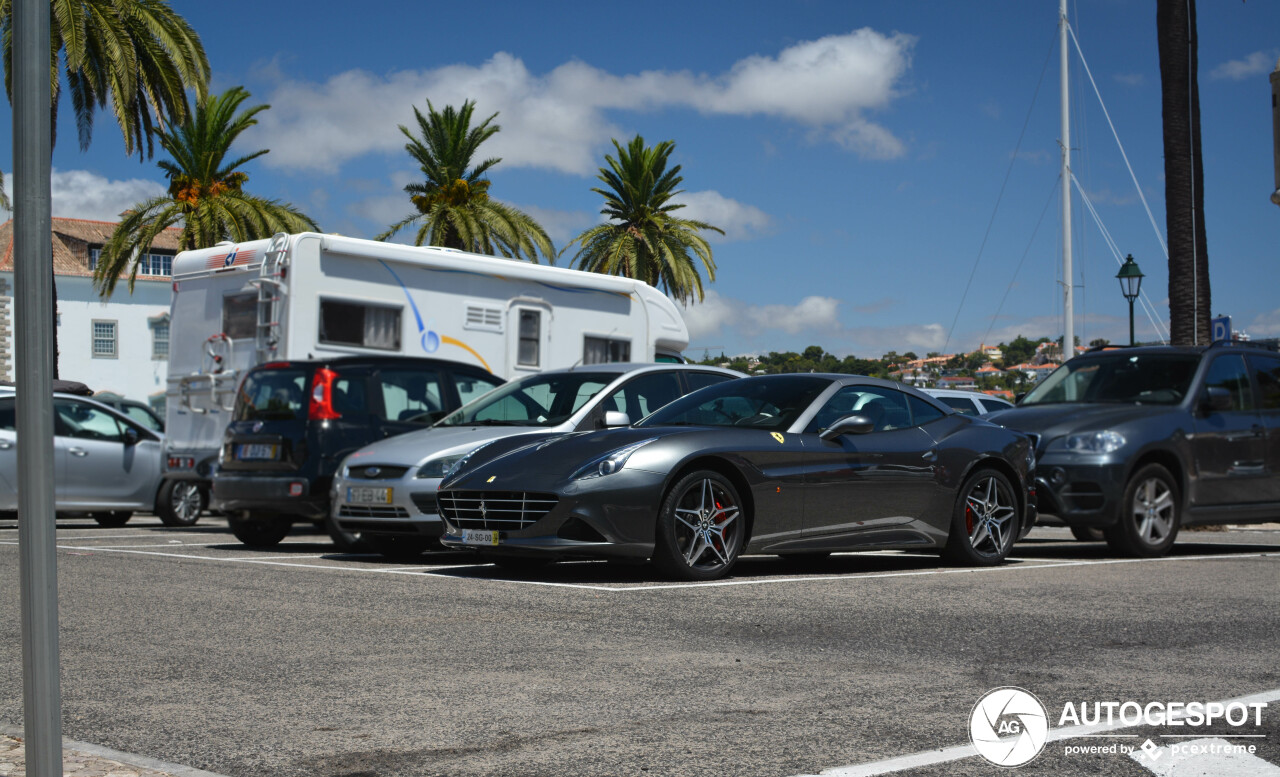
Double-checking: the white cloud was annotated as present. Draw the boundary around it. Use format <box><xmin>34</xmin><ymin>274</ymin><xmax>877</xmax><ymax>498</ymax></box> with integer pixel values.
<box><xmin>1210</xmin><ymin>51</ymin><xmax>1279</xmax><ymax>81</ymax></box>
<box><xmin>671</xmin><ymin>190</ymin><xmax>772</xmax><ymax>241</ymax></box>
<box><xmin>1246</xmin><ymin>308</ymin><xmax>1280</xmax><ymax>337</ymax></box>
<box><xmin>2</xmin><ymin>169</ymin><xmax>165</xmax><ymax>222</ymax></box>
<box><xmin>251</xmin><ymin>29</ymin><xmax>915</xmax><ymax>175</ymax></box>
<box><xmin>1113</xmin><ymin>73</ymin><xmax>1144</xmax><ymax>87</ymax></box>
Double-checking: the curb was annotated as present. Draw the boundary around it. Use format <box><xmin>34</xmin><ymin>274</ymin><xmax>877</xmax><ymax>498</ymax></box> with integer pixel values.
<box><xmin>0</xmin><ymin>724</ymin><xmax>231</xmax><ymax>777</ymax></box>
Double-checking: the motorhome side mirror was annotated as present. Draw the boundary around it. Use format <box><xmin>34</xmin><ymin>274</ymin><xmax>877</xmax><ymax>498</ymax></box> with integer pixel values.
<box><xmin>1201</xmin><ymin>386</ymin><xmax>1233</xmax><ymax>414</ymax></box>
<box><xmin>603</xmin><ymin>411</ymin><xmax>631</xmax><ymax>428</ymax></box>
<box><xmin>819</xmin><ymin>414</ymin><xmax>875</xmax><ymax>441</ymax></box>
<box><xmin>123</xmin><ymin>427</ymin><xmax>140</xmax><ymax>446</ymax></box>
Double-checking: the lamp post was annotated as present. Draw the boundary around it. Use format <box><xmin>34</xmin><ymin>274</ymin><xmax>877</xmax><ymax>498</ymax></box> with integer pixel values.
<box><xmin>1116</xmin><ymin>254</ymin><xmax>1145</xmax><ymax>346</ymax></box>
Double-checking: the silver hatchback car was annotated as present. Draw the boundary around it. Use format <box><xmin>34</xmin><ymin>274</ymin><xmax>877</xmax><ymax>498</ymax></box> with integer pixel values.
<box><xmin>0</xmin><ymin>391</ymin><xmax>164</xmax><ymax>526</ymax></box>
<box><xmin>330</xmin><ymin>363</ymin><xmax>742</xmax><ymax>559</ymax></box>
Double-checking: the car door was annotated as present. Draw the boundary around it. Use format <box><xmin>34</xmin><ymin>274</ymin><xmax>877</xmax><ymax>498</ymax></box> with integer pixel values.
<box><xmin>1246</xmin><ymin>353</ymin><xmax>1280</xmax><ymax>503</ymax></box>
<box><xmin>0</xmin><ymin>396</ymin><xmax>35</xmax><ymax>509</ymax></box>
<box><xmin>1189</xmin><ymin>353</ymin><xmax>1267</xmax><ymax>506</ymax></box>
<box><xmin>53</xmin><ymin>398</ymin><xmax>159</xmax><ymax>508</ymax></box>
<box><xmin>799</xmin><ymin>385</ymin><xmax>937</xmax><ymax>541</ymax></box>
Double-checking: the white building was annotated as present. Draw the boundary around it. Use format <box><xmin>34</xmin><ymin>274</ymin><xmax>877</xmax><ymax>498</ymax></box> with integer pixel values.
<box><xmin>0</xmin><ymin>217</ymin><xmax>179</xmax><ymax>411</ymax></box>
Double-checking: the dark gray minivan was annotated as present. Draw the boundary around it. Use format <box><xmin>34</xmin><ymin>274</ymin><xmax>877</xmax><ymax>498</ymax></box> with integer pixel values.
<box><xmin>989</xmin><ymin>342</ymin><xmax>1280</xmax><ymax>556</ymax></box>
<box><xmin>212</xmin><ymin>356</ymin><xmax>503</xmax><ymax>548</ymax></box>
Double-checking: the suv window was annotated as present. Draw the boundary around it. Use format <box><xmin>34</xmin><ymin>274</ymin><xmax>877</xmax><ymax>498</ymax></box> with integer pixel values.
<box><xmin>1250</xmin><ymin>354</ymin><xmax>1280</xmax><ymax>411</ymax></box>
<box><xmin>236</xmin><ymin>369</ymin><xmax>307</xmax><ymax>421</ymax></box>
<box><xmin>377</xmin><ymin>369</ymin><xmax>445</xmax><ymax>423</ymax></box>
<box><xmin>1203</xmin><ymin>354</ymin><xmax>1254</xmax><ymax>412</ymax></box>
<box><xmin>1021</xmin><ymin>353</ymin><xmax>1200</xmax><ymax>405</ymax></box>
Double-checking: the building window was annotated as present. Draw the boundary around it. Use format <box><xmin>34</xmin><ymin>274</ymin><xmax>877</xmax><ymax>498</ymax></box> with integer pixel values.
<box><xmin>91</xmin><ymin>320</ymin><xmax>118</xmax><ymax>359</ymax></box>
<box><xmin>138</xmin><ymin>253</ymin><xmax>173</xmax><ymax>276</ymax></box>
<box><xmin>318</xmin><ymin>299</ymin><xmax>401</xmax><ymax>351</ymax></box>
<box><xmin>88</xmin><ymin>247</ymin><xmax>101</xmax><ymax>271</ymax></box>
<box><xmin>152</xmin><ymin>320</ymin><xmax>170</xmax><ymax>360</ymax></box>
<box><xmin>517</xmin><ymin>310</ymin><xmax>540</xmax><ymax>367</ymax></box>
<box><xmin>583</xmin><ymin>336</ymin><xmax>631</xmax><ymax>364</ymax></box>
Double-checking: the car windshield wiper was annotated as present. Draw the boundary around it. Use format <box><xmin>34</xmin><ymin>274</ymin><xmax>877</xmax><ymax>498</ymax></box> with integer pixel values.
<box><xmin>443</xmin><ymin>418</ymin><xmax>530</xmax><ymax>427</ymax></box>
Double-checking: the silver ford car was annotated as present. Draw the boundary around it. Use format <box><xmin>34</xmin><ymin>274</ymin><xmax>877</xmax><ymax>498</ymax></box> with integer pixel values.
<box><xmin>329</xmin><ymin>363</ymin><xmax>742</xmax><ymax>559</ymax></box>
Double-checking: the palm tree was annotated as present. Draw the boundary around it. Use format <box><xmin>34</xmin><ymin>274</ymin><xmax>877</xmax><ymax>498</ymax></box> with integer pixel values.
<box><xmin>1</xmin><ymin>0</ymin><xmax>210</xmax><ymax>157</ymax></box>
<box><xmin>564</xmin><ymin>136</ymin><xmax>721</xmax><ymax>304</ymax></box>
<box><xmin>93</xmin><ymin>86</ymin><xmax>318</xmax><ymax>295</ymax></box>
<box><xmin>1157</xmin><ymin>0</ymin><xmax>1210</xmax><ymax>345</ymax></box>
<box><xmin>377</xmin><ymin>99</ymin><xmax>554</xmax><ymax>262</ymax></box>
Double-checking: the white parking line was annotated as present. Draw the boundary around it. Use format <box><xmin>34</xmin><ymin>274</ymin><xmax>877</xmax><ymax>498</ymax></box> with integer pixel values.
<box><xmin>17</xmin><ymin>542</ymin><xmax>1276</xmax><ymax>592</ymax></box>
<box><xmin>793</xmin><ymin>688</ymin><xmax>1280</xmax><ymax>777</ymax></box>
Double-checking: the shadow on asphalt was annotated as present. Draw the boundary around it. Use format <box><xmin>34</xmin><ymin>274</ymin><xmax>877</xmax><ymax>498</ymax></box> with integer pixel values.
<box><xmin>1011</xmin><ymin>540</ymin><xmax>1280</xmax><ymax>560</ymax></box>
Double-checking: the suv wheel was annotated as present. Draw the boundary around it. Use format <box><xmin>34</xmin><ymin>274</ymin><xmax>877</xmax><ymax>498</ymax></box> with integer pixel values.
<box><xmin>1105</xmin><ymin>463</ymin><xmax>1180</xmax><ymax>557</ymax></box>
<box><xmin>229</xmin><ymin>514</ymin><xmax>291</xmax><ymax>547</ymax></box>
<box><xmin>156</xmin><ymin>480</ymin><xmax>206</xmax><ymax>527</ymax></box>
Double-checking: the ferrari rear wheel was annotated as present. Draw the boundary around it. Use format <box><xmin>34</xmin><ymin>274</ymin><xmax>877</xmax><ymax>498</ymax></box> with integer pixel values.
<box><xmin>653</xmin><ymin>470</ymin><xmax>745</xmax><ymax>581</ymax></box>
<box><xmin>943</xmin><ymin>469</ymin><xmax>1017</xmax><ymax>566</ymax></box>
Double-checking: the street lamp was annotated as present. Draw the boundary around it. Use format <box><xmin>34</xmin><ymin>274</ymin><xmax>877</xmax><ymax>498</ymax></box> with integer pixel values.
<box><xmin>1116</xmin><ymin>254</ymin><xmax>1144</xmax><ymax>346</ymax></box>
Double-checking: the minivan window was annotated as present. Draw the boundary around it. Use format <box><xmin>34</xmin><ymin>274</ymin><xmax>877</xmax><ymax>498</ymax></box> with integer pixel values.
<box><xmin>437</xmin><ymin>372</ymin><xmax>614</xmax><ymax>428</ymax></box>
<box><xmin>54</xmin><ymin>399</ymin><xmax>125</xmax><ymax>442</ymax></box>
<box><xmin>1020</xmin><ymin>354</ymin><xmax>1199</xmax><ymax>406</ymax></box>
<box><xmin>236</xmin><ymin>369</ymin><xmax>307</xmax><ymax>421</ymax></box>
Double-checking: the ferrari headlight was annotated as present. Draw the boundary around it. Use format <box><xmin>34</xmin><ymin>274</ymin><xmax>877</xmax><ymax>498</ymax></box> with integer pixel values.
<box><xmin>571</xmin><ymin>438</ymin><xmax>658</xmax><ymax>481</ymax></box>
<box><xmin>1063</xmin><ymin>430</ymin><xmax>1126</xmax><ymax>454</ymax></box>
<box><xmin>416</xmin><ymin>452</ymin><xmax>471</xmax><ymax>479</ymax></box>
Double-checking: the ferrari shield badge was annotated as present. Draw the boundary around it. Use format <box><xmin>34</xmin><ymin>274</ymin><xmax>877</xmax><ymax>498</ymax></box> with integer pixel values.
<box><xmin>771</xmin><ymin>432</ymin><xmax>785</xmax><ymax>444</ymax></box>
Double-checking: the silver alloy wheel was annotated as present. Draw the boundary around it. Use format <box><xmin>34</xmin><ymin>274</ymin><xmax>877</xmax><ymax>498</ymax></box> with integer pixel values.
<box><xmin>964</xmin><ymin>474</ymin><xmax>1017</xmax><ymax>557</ymax></box>
<box><xmin>170</xmin><ymin>481</ymin><xmax>203</xmax><ymax>523</ymax></box>
<box><xmin>1130</xmin><ymin>476</ymin><xmax>1174</xmax><ymax>546</ymax></box>
<box><xmin>671</xmin><ymin>477</ymin><xmax>741</xmax><ymax>572</ymax></box>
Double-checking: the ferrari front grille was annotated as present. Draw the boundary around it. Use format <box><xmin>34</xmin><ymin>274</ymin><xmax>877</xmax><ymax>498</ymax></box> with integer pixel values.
<box><xmin>437</xmin><ymin>490</ymin><xmax>558</xmax><ymax>530</ymax></box>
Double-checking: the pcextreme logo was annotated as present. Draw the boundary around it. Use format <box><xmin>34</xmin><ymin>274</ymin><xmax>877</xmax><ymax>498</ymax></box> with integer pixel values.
<box><xmin>969</xmin><ymin>687</ymin><xmax>1050</xmax><ymax>767</ymax></box>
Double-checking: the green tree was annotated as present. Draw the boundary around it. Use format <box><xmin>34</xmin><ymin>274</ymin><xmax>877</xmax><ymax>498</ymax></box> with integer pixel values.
<box><xmin>565</xmin><ymin>135</ymin><xmax>721</xmax><ymax>304</ymax></box>
<box><xmin>377</xmin><ymin>100</ymin><xmax>553</xmax><ymax>262</ymax></box>
<box><xmin>93</xmin><ymin>87</ymin><xmax>317</xmax><ymax>295</ymax></box>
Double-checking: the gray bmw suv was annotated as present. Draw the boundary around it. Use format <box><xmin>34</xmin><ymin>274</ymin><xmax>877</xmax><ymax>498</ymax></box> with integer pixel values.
<box><xmin>988</xmin><ymin>342</ymin><xmax>1280</xmax><ymax>556</ymax></box>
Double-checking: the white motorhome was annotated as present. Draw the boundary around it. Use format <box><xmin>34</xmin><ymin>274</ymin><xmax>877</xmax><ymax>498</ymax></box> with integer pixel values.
<box><xmin>157</xmin><ymin>232</ymin><xmax>689</xmax><ymax>526</ymax></box>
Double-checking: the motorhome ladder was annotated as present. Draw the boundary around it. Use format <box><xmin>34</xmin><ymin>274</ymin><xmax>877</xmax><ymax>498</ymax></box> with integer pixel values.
<box><xmin>254</xmin><ymin>232</ymin><xmax>290</xmax><ymax>360</ymax></box>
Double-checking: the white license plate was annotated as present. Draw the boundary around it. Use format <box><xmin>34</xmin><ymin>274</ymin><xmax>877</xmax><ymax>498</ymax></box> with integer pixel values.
<box><xmin>461</xmin><ymin>529</ymin><xmax>498</xmax><ymax>546</ymax></box>
<box><xmin>346</xmin><ymin>487</ymin><xmax>392</xmax><ymax>504</ymax></box>
<box><xmin>236</xmin><ymin>443</ymin><xmax>277</xmax><ymax>460</ymax></box>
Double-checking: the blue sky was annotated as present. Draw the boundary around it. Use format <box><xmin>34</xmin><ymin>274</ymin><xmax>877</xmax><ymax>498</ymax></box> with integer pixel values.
<box><xmin>3</xmin><ymin>0</ymin><xmax>1278</xmax><ymax>359</ymax></box>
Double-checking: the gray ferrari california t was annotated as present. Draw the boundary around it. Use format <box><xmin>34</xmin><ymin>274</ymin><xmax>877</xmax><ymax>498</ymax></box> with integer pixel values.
<box><xmin>437</xmin><ymin>374</ymin><xmax>1037</xmax><ymax>580</ymax></box>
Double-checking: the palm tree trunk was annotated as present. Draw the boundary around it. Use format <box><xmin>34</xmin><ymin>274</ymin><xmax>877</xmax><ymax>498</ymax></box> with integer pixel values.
<box><xmin>1158</xmin><ymin>0</ymin><xmax>1211</xmax><ymax>346</ymax></box>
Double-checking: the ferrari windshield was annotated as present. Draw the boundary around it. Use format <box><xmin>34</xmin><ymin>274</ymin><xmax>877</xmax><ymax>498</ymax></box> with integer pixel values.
<box><xmin>638</xmin><ymin>375</ymin><xmax>833</xmax><ymax>430</ymax></box>
<box><xmin>1020</xmin><ymin>353</ymin><xmax>1200</xmax><ymax>406</ymax></box>
<box><xmin>436</xmin><ymin>372</ymin><xmax>614</xmax><ymax>428</ymax></box>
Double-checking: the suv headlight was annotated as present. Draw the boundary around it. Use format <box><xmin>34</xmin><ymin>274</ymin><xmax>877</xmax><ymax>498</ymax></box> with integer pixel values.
<box><xmin>1063</xmin><ymin>430</ymin><xmax>1126</xmax><ymax>454</ymax></box>
<box><xmin>416</xmin><ymin>452</ymin><xmax>471</xmax><ymax>479</ymax></box>
<box><xmin>570</xmin><ymin>438</ymin><xmax>658</xmax><ymax>481</ymax></box>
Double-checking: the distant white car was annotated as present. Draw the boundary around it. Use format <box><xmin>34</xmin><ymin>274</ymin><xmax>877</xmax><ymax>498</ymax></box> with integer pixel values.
<box><xmin>0</xmin><ymin>391</ymin><xmax>164</xmax><ymax>526</ymax></box>
<box><xmin>923</xmin><ymin>388</ymin><xmax>1015</xmax><ymax>416</ymax></box>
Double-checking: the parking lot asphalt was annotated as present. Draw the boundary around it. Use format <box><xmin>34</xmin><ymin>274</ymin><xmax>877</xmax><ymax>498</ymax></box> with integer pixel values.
<box><xmin>0</xmin><ymin>516</ymin><xmax>1276</xmax><ymax>777</ymax></box>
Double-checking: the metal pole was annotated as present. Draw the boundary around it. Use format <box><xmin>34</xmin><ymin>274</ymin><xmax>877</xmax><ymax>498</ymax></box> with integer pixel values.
<box><xmin>1060</xmin><ymin>0</ymin><xmax>1074</xmax><ymax>361</ymax></box>
<box><xmin>14</xmin><ymin>0</ymin><xmax>65</xmax><ymax>772</ymax></box>
<box><xmin>1270</xmin><ymin>58</ymin><xmax>1279</xmax><ymax>207</ymax></box>
<box><xmin>1129</xmin><ymin>298</ymin><xmax>1136</xmax><ymax>346</ymax></box>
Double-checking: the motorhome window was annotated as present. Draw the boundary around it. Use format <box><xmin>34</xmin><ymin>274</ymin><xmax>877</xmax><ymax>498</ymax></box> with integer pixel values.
<box><xmin>453</xmin><ymin>373</ymin><xmax>504</xmax><ymax>407</ymax></box>
<box><xmin>319</xmin><ymin>299</ymin><xmax>401</xmax><ymax>351</ymax></box>
<box><xmin>517</xmin><ymin>310</ymin><xmax>540</xmax><ymax>367</ymax></box>
<box><xmin>234</xmin><ymin>369</ymin><xmax>307</xmax><ymax>421</ymax></box>
<box><xmin>223</xmin><ymin>292</ymin><xmax>257</xmax><ymax>340</ymax></box>
<box><xmin>377</xmin><ymin>369</ymin><xmax>444</xmax><ymax>424</ymax></box>
<box><xmin>583</xmin><ymin>336</ymin><xmax>631</xmax><ymax>364</ymax></box>
<box><xmin>436</xmin><ymin>372</ymin><xmax>613</xmax><ymax>428</ymax></box>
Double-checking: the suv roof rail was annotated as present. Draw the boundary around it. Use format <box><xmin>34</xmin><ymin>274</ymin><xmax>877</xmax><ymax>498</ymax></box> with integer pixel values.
<box><xmin>1205</xmin><ymin>338</ymin><xmax>1280</xmax><ymax>352</ymax></box>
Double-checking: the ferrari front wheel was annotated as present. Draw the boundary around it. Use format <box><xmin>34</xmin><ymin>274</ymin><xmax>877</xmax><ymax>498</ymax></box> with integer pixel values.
<box><xmin>944</xmin><ymin>468</ymin><xmax>1018</xmax><ymax>566</ymax></box>
<box><xmin>653</xmin><ymin>470</ymin><xmax>745</xmax><ymax>581</ymax></box>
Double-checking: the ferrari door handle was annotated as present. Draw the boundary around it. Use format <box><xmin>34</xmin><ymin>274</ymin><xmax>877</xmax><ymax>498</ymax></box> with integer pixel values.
<box><xmin>68</xmin><ymin>447</ymin><xmax>89</xmax><ymax>457</ymax></box>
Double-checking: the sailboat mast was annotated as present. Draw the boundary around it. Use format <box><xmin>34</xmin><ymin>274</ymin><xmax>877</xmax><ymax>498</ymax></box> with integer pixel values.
<box><xmin>1060</xmin><ymin>0</ymin><xmax>1074</xmax><ymax>360</ymax></box>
